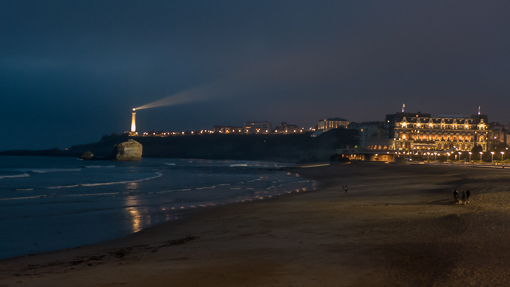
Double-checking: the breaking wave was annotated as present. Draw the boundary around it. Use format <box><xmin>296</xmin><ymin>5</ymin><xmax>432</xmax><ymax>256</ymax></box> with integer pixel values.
<box><xmin>78</xmin><ymin>172</ymin><xmax>163</xmax><ymax>187</ymax></box>
<box><xmin>84</xmin><ymin>165</ymin><xmax>116</xmax><ymax>168</ymax></box>
<box><xmin>31</xmin><ymin>168</ymin><xmax>82</xmax><ymax>174</ymax></box>
<box><xmin>0</xmin><ymin>173</ymin><xmax>30</xmax><ymax>179</ymax></box>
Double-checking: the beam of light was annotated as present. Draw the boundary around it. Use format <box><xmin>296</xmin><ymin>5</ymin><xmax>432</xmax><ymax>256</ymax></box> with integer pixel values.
<box><xmin>134</xmin><ymin>82</ymin><xmax>225</xmax><ymax>110</ymax></box>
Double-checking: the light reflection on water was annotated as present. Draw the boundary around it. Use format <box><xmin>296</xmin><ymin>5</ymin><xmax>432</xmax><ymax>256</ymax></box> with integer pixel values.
<box><xmin>125</xmin><ymin>196</ymin><xmax>142</xmax><ymax>233</ymax></box>
<box><xmin>125</xmin><ymin>182</ymin><xmax>153</xmax><ymax>233</ymax></box>
<box><xmin>127</xmin><ymin>182</ymin><xmax>139</xmax><ymax>190</ymax></box>
<box><xmin>128</xmin><ymin>207</ymin><xmax>142</xmax><ymax>233</ymax></box>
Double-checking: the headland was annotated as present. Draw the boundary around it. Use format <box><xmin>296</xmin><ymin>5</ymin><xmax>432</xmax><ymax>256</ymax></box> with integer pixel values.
<box><xmin>0</xmin><ymin>128</ymin><xmax>358</xmax><ymax>162</ymax></box>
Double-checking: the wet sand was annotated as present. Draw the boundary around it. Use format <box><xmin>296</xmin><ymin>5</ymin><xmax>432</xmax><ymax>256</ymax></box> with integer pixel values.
<box><xmin>2</xmin><ymin>162</ymin><xmax>510</xmax><ymax>286</ymax></box>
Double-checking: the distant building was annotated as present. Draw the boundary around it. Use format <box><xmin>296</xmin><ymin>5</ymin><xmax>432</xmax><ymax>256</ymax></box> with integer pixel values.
<box><xmin>244</xmin><ymin>121</ymin><xmax>272</xmax><ymax>134</ymax></box>
<box><xmin>360</xmin><ymin>121</ymin><xmax>392</xmax><ymax>150</ymax></box>
<box><xmin>489</xmin><ymin>122</ymin><xmax>507</xmax><ymax>144</ymax></box>
<box><xmin>347</xmin><ymin>122</ymin><xmax>360</xmax><ymax>130</ymax></box>
<box><xmin>318</xmin><ymin>117</ymin><xmax>349</xmax><ymax>131</ymax></box>
<box><xmin>385</xmin><ymin>112</ymin><xmax>490</xmax><ymax>152</ymax></box>
<box><xmin>274</xmin><ymin>122</ymin><xmax>302</xmax><ymax>134</ymax></box>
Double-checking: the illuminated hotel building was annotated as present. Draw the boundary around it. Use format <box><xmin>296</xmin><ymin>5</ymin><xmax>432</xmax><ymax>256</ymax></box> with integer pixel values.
<box><xmin>386</xmin><ymin>112</ymin><xmax>489</xmax><ymax>152</ymax></box>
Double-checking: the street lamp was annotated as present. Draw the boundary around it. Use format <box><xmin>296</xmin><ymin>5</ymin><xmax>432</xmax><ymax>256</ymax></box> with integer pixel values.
<box><xmin>447</xmin><ymin>152</ymin><xmax>450</xmax><ymax>163</ymax></box>
<box><xmin>427</xmin><ymin>152</ymin><xmax>430</xmax><ymax>162</ymax></box>
<box><xmin>479</xmin><ymin>151</ymin><xmax>483</xmax><ymax>163</ymax></box>
<box><xmin>458</xmin><ymin>151</ymin><xmax>461</xmax><ymax>162</ymax></box>
<box><xmin>501</xmin><ymin>151</ymin><xmax>505</xmax><ymax>163</ymax></box>
<box><xmin>434</xmin><ymin>152</ymin><xmax>437</xmax><ymax>161</ymax></box>
<box><xmin>468</xmin><ymin>152</ymin><xmax>472</xmax><ymax>163</ymax></box>
<box><xmin>491</xmin><ymin>151</ymin><xmax>495</xmax><ymax>164</ymax></box>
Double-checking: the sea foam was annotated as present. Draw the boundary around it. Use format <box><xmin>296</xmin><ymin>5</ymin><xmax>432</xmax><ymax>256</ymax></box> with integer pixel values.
<box><xmin>0</xmin><ymin>173</ymin><xmax>30</xmax><ymax>179</ymax></box>
<box><xmin>31</xmin><ymin>168</ymin><xmax>82</xmax><ymax>174</ymax></box>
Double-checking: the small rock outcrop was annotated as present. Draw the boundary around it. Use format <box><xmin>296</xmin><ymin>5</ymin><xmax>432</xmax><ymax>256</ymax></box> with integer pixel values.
<box><xmin>112</xmin><ymin>139</ymin><xmax>142</xmax><ymax>161</ymax></box>
<box><xmin>79</xmin><ymin>151</ymin><xmax>94</xmax><ymax>160</ymax></box>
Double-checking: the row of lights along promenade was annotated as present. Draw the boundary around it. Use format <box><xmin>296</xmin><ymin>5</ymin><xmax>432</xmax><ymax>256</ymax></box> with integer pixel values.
<box><xmin>394</xmin><ymin>148</ymin><xmax>509</xmax><ymax>165</ymax></box>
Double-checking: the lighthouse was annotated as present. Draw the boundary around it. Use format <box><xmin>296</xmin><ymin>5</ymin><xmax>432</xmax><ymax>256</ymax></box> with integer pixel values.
<box><xmin>131</xmin><ymin>108</ymin><xmax>136</xmax><ymax>133</ymax></box>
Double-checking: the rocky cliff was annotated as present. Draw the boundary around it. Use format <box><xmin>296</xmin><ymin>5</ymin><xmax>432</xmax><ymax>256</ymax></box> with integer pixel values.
<box><xmin>112</xmin><ymin>139</ymin><xmax>142</xmax><ymax>161</ymax></box>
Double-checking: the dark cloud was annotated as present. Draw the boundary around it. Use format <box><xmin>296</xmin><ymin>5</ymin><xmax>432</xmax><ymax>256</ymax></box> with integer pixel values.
<box><xmin>1</xmin><ymin>0</ymin><xmax>510</xmax><ymax>150</ymax></box>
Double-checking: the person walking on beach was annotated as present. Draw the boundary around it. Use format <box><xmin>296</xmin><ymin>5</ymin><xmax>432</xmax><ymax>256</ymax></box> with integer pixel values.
<box><xmin>466</xmin><ymin>188</ymin><xmax>470</xmax><ymax>204</ymax></box>
<box><xmin>344</xmin><ymin>185</ymin><xmax>348</xmax><ymax>193</ymax></box>
<box><xmin>461</xmin><ymin>190</ymin><xmax>466</xmax><ymax>205</ymax></box>
<box><xmin>454</xmin><ymin>189</ymin><xmax>459</xmax><ymax>204</ymax></box>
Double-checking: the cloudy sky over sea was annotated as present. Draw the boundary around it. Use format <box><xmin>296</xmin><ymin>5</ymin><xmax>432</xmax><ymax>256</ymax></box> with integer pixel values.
<box><xmin>1</xmin><ymin>0</ymin><xmax>510</xmax><ymax>150</ymax></box>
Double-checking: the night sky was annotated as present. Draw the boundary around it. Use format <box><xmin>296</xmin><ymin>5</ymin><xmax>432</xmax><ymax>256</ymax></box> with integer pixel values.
<box><xmin>2</xmin><ymin>1</ymin><xmax>510</xmax><ymax>150</ymax></box>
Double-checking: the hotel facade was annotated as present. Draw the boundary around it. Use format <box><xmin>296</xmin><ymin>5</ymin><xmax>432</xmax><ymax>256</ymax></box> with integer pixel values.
<box><xmin>385</xmin><ymin>112</ymin><xmax>490</xmax><ymax>152</ymax></box>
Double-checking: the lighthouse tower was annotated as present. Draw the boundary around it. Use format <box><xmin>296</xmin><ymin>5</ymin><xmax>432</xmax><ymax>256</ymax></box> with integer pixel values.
<box><xmin>130</xmin><ymin>108</ymin><xmax>137</xmax><ymax>135</ymax></box>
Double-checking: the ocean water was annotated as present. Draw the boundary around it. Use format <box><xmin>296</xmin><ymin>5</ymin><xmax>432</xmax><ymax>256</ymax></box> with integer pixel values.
<box><xmin>0</xmin><ymin>156</ymin><xmax>318</xmax><ymax>260</ymax></box>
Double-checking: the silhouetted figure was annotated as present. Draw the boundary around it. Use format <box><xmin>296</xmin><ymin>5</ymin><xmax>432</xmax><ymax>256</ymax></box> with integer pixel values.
<box><xmin>461</xmin><ymin>190</ymin><xmax>466</xmax><ymax>204</ymax></box>
<box><xmin>466</xmin><ymin>188</ymin><xmax>470</xmax><ymax>203</ymax></box>
<box><xmin>344</xmin><ymin>185</ymin><xmax>348</xmax><ymax>193</ymax></box>
<box><xmin>454</xmin><ymin>189</ymin><xmax>459</xmax><ymax>203</ymax></box>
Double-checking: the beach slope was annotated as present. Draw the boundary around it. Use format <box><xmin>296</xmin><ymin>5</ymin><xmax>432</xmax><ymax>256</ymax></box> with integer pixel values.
<box><xmin>2</xmin><ymin>162</ymin><xmax>510</xmax><ymax>286</ymax></box>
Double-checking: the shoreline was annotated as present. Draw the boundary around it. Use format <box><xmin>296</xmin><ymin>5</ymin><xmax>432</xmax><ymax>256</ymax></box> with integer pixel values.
<box><xmin>0</xmin><ymin>163</ymin><xmax>324</xmax><ymax>262</ymax></box>
<box><xmin>3</xmin><ymin>162</ymin><xmax>510</xmax><ymax>286</ymax></box>
<box><xmin>0</xmin><ymin>157</ymin><xmax>317</xmax><ymax>261</ymax></box>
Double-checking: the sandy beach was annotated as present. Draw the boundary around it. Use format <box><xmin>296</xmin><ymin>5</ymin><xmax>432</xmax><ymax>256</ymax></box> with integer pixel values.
<box><xmin>2</xmin><ymin>162</ymin><xmax>510</xmax><ymax>286</ymax></box>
